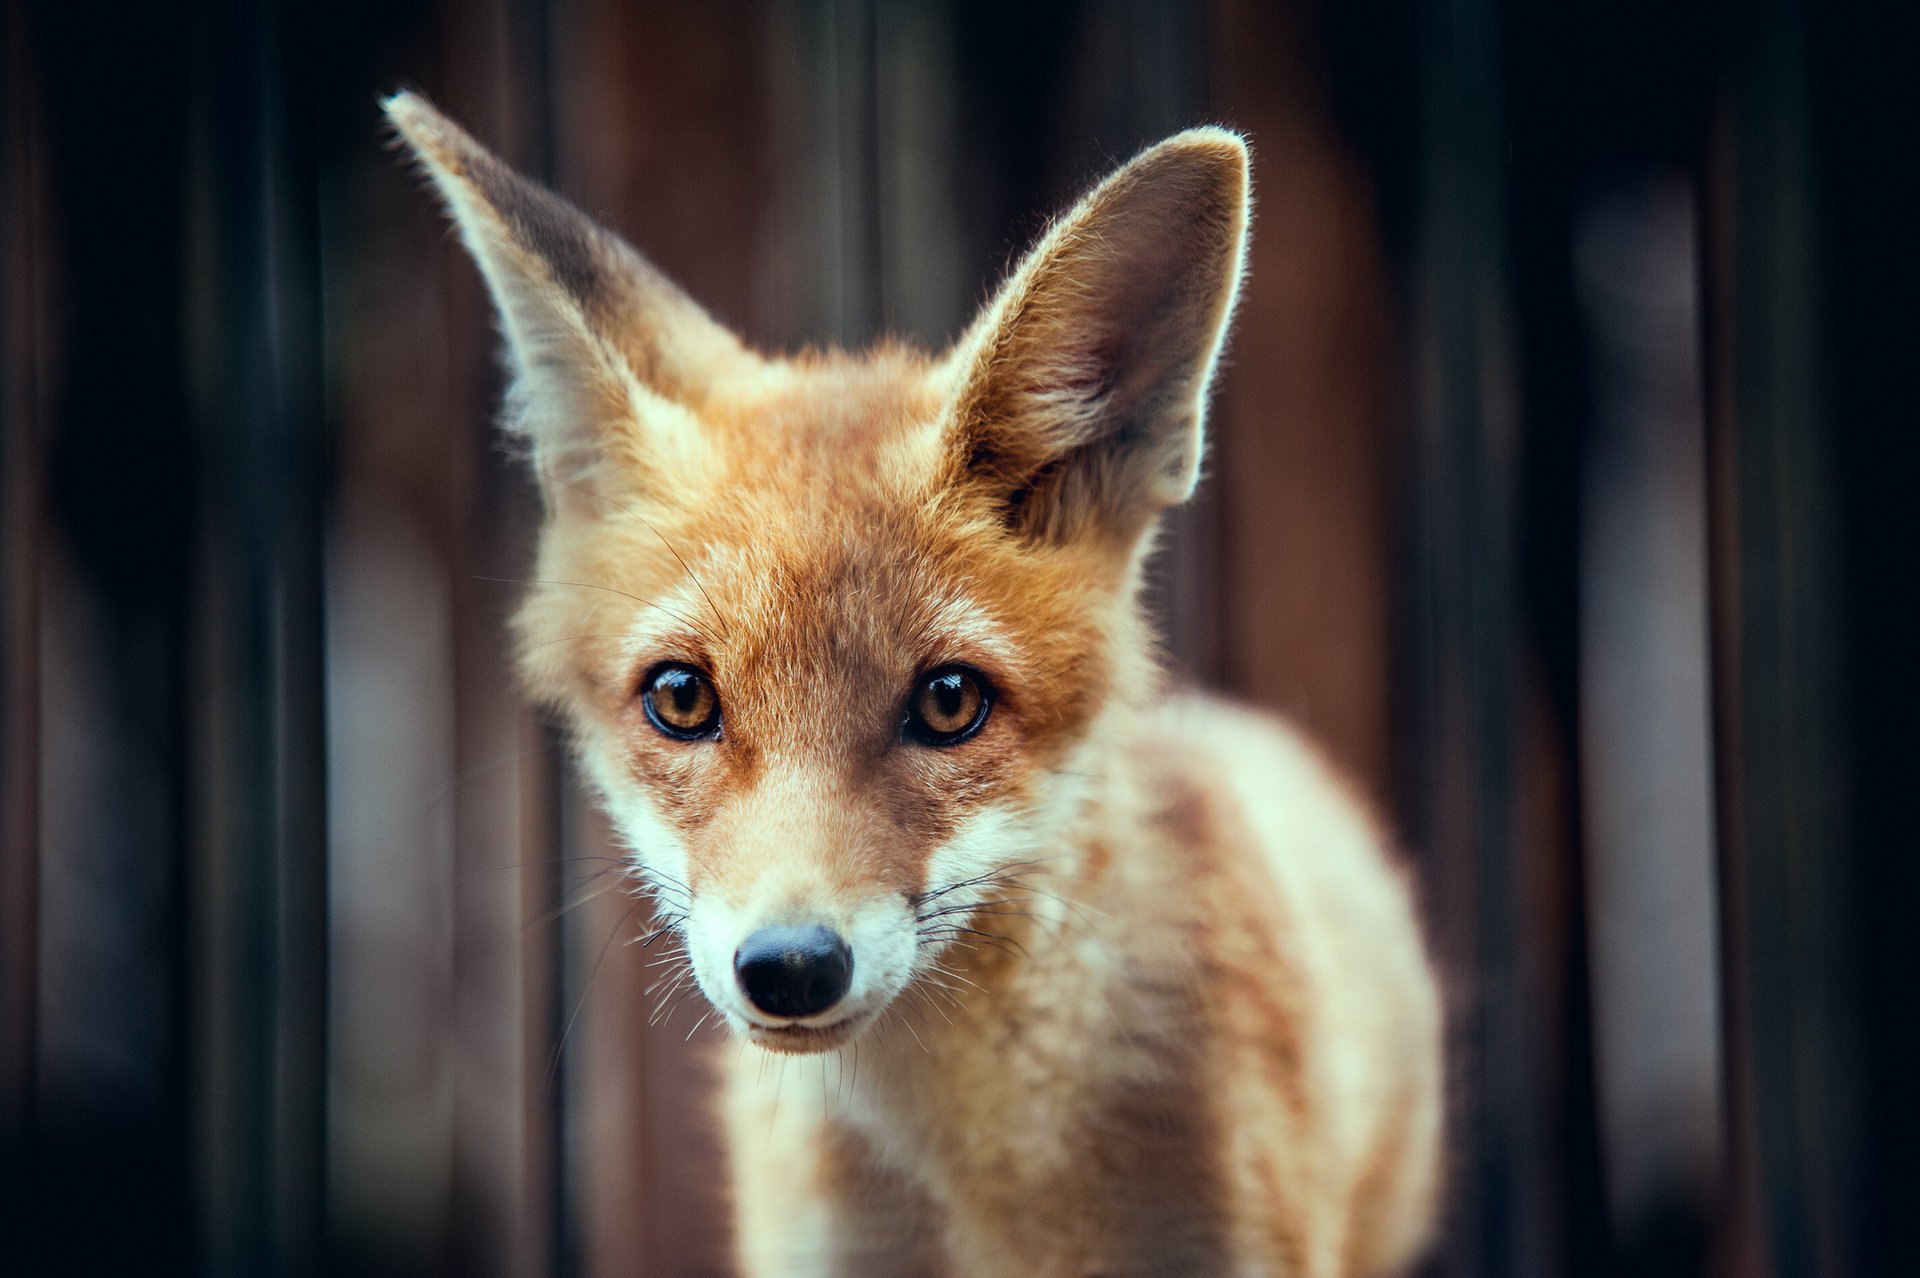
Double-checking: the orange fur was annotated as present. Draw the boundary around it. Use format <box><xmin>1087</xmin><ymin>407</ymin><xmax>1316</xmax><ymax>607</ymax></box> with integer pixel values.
<box><xmin>388</xmin><ymin>90</ymin><xmax>1441</xmax><ymax>1276</ymax></box>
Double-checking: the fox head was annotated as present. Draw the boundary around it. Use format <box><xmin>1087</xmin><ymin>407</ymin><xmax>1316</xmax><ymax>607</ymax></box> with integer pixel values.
<box><xmin>388</xmin><ymin>93</ymin><xmax>1249</xmax><ymax>1054</ymax></box>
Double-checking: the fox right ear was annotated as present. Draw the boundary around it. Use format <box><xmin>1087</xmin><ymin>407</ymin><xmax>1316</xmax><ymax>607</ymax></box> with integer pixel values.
<box><xmin>945</xmin><ymin>129</ymin><xmax>1249</xmax><ymax>547</ymax></box>
<box><xmin>384</xmin><ymin>91</ymin><xmax>754</xmax><ymax>508</ymax></box>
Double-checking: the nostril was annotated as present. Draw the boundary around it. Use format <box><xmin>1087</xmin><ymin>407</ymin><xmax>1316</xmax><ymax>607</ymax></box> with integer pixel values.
<box><xmin>733</xmin><ymin>924</ymin><xmax>854</xmax><ymax>1019</ymax></box>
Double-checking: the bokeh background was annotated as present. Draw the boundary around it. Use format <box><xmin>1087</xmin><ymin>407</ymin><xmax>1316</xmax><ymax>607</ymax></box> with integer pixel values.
<box><xmin>1</xmin><ymin>1</ymin><xmax>1907</xmax><ymax>1275</ymax></box>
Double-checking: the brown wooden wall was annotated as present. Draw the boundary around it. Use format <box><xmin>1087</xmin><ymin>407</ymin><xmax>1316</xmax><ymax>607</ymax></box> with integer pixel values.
<box><xmin>2</xmin><ymin>1</ymin><xmax>1907</xmax><ymax>1275</ymax></box>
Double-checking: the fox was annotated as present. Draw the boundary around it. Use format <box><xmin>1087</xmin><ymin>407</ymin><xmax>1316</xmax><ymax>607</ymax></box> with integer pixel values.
<box><xmin>387</xmin><ymin>90</ymin><xmax>1442</xmax><ymax>1277</ymax></box>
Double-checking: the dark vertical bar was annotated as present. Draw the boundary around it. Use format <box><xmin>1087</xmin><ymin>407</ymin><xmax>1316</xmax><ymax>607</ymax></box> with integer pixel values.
<box><xmin>179</xmin><ymin>1</ymin><xmax>332</xmax><ymax>1272</ymax></box>
<box><xmin>518</xmin><ymin>723</ymin><xmax>569</xmax><ymax>1278</ymax></box>
<box><xmin>0</xmin><ymin>0</ymin><xmax>45</xmax><ymax>1186</ymax></box>
<box><xmin>187</xmin><ymin>4</ymin><xmax>278</xmax><ymax>1270</ymax></box>
<box><xmin>1709</xmin><ymin>0</ymin><xmax>1880</xmax><ymax>1272</ymax></box>
<box><xmin>187</xmin><ymin>11</ymin><xmax>270</xmax><ymax>1271</ymax></box>
<box><xmin>1721</xmin><ymin>1</ymin><xmax>1822</xmax><ymax>1271</ymax></box>
<box><xmin>24</xmin><ymin>0</ymin><xmax>199</xmax><ymax>1268</ymax></box>
<box><xmin>260</xmin><ymin>0</ymin><xmax>332</xmax><ymax>1269</ymax></box>
<box><xmin>1498</xmin><ymin>13</ymin><xmax>1608</xmax><ymax>1271</ymax></box>
<box><xmin>1401</xmin><ymin>1</ymin><xmax>1536</xmax><ymax>1274</ymax></box>
<box><xmin>1807</xmin><ymin>1</ymin><xmax>1916</xmax><ymax>1272</ymax></box>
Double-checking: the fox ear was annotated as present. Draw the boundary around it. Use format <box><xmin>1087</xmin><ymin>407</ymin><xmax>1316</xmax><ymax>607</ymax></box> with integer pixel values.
<box><xmin>384</xmin><ymin>91</ymin><xmax>753</xmax><ymax>507</ymax></box>
<box><xmin>948</xmin><ymin>129</ymin><xmax>1249</xmax><ymax>545</ymax></box>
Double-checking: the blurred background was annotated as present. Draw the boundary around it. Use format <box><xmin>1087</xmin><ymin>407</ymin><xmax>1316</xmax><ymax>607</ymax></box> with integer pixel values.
<box><xmin>1</xmin><ymin>0</ymin><xmax>1908</xmax><ymax>1274</ymax></box>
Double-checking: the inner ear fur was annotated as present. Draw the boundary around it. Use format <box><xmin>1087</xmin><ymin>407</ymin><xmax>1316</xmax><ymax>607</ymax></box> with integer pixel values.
<box><xmin>948</xmin><ymin>128</ymin><xmax>1250</xmax><ymax>545</ymax></box>
<box><xmin>384</xmin><ymin>91</ymin><xmax>755</xmax><ymax>506</ymax></box>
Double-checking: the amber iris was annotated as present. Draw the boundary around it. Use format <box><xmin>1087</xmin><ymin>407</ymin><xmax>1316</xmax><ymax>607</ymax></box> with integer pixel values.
<box><xmin>906</xmin><ymin>666</ymin><xmax>990</xmax><ymax>745</ymax></box>
<box><xmin>642</xmin><ymin>664</ymin><xmax>721</xmax><ymax>739</ymax></box>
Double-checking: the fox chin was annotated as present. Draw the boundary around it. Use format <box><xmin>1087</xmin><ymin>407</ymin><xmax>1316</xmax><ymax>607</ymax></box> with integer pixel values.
<box><xmin>389</xmin><ymin>89</ymin><xmax>1443</xmax><ymax>1277</ymax></box>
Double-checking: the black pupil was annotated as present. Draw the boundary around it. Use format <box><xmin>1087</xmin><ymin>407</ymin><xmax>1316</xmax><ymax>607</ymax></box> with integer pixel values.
<box><xmin>929</xmin><ymin>674</ymin><xmax>968</xmax><ymax>725</ymax></box>
<box><xmin>657</xmin><ymin>670</ymin><xmax>706</xmax><ymax>723</ymax></box>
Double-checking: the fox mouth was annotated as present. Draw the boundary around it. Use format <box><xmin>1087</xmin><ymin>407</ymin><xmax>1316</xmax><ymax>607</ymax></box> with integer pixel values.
<box><xmin>745</xmin><ymin>1015</ymin><xmax>862</xmax><ymax>1056</ymax></box>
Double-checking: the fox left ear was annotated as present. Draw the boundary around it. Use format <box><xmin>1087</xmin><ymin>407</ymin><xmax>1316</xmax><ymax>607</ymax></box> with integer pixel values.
<box><xmin>385</xmin><ymin>91</ymin><xmax>755</xmax><ymax>510</ymax></box>
<box><xmin>947</xmin><ymin>129</ymin><xmax>1250</xmax><ymax>545</ymax></box>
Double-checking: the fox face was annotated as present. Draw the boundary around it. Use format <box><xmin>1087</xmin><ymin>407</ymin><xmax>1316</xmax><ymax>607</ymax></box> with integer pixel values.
<box><xmin>388</xmin><ymin>94</ymin><xmax>1248</xmax><ymax>1055</ymax></box>
<box><xmin>551</xmin><ymin>397</ymin><xmax>1131</xmax><ymax>1053</ymax></box>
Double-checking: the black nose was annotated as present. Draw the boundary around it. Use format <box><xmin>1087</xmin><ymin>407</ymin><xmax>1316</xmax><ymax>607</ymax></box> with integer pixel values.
<box><xmin>733</xmin><ymin>925</ymin><xmax>854</xmax><ymax>1019</ymax></box>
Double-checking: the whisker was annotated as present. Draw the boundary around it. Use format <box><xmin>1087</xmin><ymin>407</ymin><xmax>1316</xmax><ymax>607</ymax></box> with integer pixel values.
<box><xmin>768</xmin><ymin>1058</ymin><xmax>787</xmax><ymax>1148</ymax></box>
<box><xmin>526</xmin><ymin>870</ymin><xmax>623</xmax><ymax>932</ymax></box>
<box><xmin>626</xmin><ymin>862</ymin><xmax>693</xmax><ymax>897</ymax></box>
<box><xmin>648</xmin><ymin>971</ymin><xmax>697</xmax><ymax>1024</ymax></box>
<box><xmin>644</xmin><ymin>957</ymin><xmax>694</xmax><ymax>990</ymax></box>
<box><xmin>644</xmin><ymin>942</ymin><xmax>694</xmax><ymax>969</ymax></box>
<box><xmin>655</xmin><ymin>986</ymin><xmax>702</xmax><ymax>1030</ymax></box>
<box><xmin>626</xmin><ymin>915</ymin><xmax>687</xmax><ymax>948</ymax></box>
<box><xmin>903</xmin><ymin>985</ymin><xmax>951</xmax><ymax>1029</ymax></box>
<box><xmin>911</xmin><ymin>856</ymin><xmax>1065</xmax><ymax>909</ymax></box>
<box><xmin>922</xmin><ymin>926</ymin><xmax>1024</xmax><ymax>959</ymax></box>
<box><xmin>912</xmin><ymin>981</ymin><xmax>960</xmax><ymax>1018</ymax></box>
<box><xmin>926</xmin><ymin>962</ymin><xmax>985</xmax><ymax>992</ymax></box>
<box><xmin>521</xmin><ymin>631</ymin><xmax>642</xmax><ymax>656</ymax></box>
<box><xmin>629</xmin><ymin>506</ymin><xmax>735</xmax><ymax>640</ymax></box>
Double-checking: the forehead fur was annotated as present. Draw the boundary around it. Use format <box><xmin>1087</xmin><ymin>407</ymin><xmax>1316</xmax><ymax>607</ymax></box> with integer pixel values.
<box><xmin>516</xmin><ymin>343</ymin><xmax>1142</xmax><ymax>758</ymax></box>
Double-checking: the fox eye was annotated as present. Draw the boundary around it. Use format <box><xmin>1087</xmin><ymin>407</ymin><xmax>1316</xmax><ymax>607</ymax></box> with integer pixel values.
<box><xmin>642</xmin><ymin>663</ymin><xmax>721</xmax><ymax>740</ymax></box>
<box><xmin>905</xmin><ymin>666</ymin><xmax>991</xmax><ymax>746</ymax></box>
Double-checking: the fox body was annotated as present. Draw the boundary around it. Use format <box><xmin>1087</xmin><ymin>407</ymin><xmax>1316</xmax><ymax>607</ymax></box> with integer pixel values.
<box><xmin>389</xmin><ymin>92</ymin><xmax>1441</xmax><ymax>1276</ymax></box>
